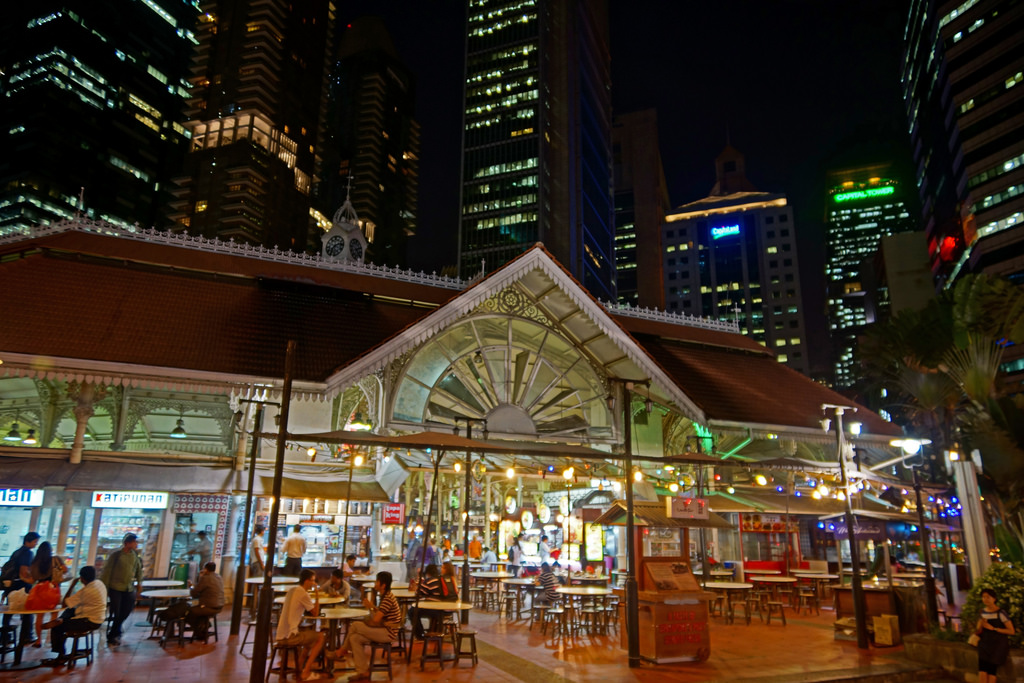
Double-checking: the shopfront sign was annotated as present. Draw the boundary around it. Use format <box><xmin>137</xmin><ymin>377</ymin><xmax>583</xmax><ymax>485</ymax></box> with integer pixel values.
<box><xmin>0</xmin><ymin>488</ymin><xmax>45</xmax><ymax>507</ymax></box>
<box><xmin>520</xmin><ymin>510</ymin><xmax>534</xmax><ymax>529</ymax></box>
<box><xmin>92</xmin><ymin>491</ymin><xmax>169</xmax><ymax>509</ymax></box>
<box><xmin>468</xmin><ymin>515</ymin><xmax>485</xmax><ymax>527</ymax></box>
<box><xmin>382</xmin><ymin>503</ymin><xmax>404</xmax><ymax>525</ymax></box>
<box><xmin>832</xmin><ymin>519</ymin><xmax>886</xmax><ymax>541</ymax></box>
<box><xmin>666</xmin><ymin>496</ymin><xmax>708</xmax><ymax>520</ymax></box>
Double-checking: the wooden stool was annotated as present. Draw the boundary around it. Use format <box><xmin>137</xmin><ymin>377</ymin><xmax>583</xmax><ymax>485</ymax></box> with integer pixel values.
<box><xmin>797</xmin><ymin>590</ymin><xmax>819</xmax><ymax>616</ymax></box>
<box><xmin>454</xmin><ymin>628</ymin><xmax>478</xmax><ymax>666</ymax></box>
<box><xmin>766</xmin><ymin>601</ymin><xmax>787</xmax><ymax>625</ymax></box>
<box><xmin>469</xmin><ymin>586</ymin><xmax>485</xmax><ymax>607</ymax></box>
<box><xmin>729</xmin><ymin>599</ymin><xmax>753</xmax><ymax>625</ymax></box>
<box><xmin>500</xmin><ymin>591</ymin><xmax>518</xmax><ymax>620</ymax></box>
<box><xmin>148</xmin><ymin>607</ymin><xmax>168</xmax><ymax>639</ymax></box>
<box><xmin>418</xmin><ymin>631</ymin><xmax>446</xmax><ymax>670</ymax></box>
<box><xmin>160</xmin><ymin>616</ymin><xmax>189</xmax><ymax>648</ymax></box>
<box><xmin>266</xmin><ymin>641</ymin><xmax>302</xmax><ymax>681</ymax></box>
<box><xmin>0</xmin><ymin>624</ymin><xmax>17</xmax><ymax>664</ymax></box>
<box><xmin>65</xmin><ymin>625</ymin><xmax>98</xmax><ymax>669</ymax></box>
<box><xmin>580</xmin><ymin>605</ymin><xmax>604</xmax><ymax>634</ymax></box>
<box><xmin>368</xmin><ymin>641</ymin><xmax>393</xmax><ymax>680</ymax></box>
<box><xmin>239</xmin><ymin>620</ymin><xmax>259</xmax><ymax>654</ymax></box>
<box><xmin>543</xmin><ymin>605</ymin><xmax>567</xmax><ymax>636</ymax></box>
<box><xmin>530</xmin><ymin>604</ymin><xmax>548</xmax><ymax>630</ymax></box>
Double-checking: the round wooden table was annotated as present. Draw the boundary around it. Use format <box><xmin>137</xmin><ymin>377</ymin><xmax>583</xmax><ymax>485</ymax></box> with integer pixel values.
<box><xmin>307</xmin><ymin>607</ymin><xmax>369</xmax><ymax>650</ymax></box>
<box><xmin>744</xmin><ymin>569</ymin><xmax>782</xmax><ymax>575</ymax></box>
<box><xmin>0</xmin><ymin>607</ymin><xmax>53</xmax><ymax>671</ymax></box>
<box><xmin>702</xmin><ymin>582</ymin><xmax>753</xmax><ymax>624</ymax></box>
<box><xmin>141</xmin><ymin>588</ymin><xmax>192</xmax><ymax>600</ymax></box>
<box><xmin>142</xmin><ymin>579</ymin><xmax>183</xmax><ymax>588</ymax></box>
<box><xmin>274</xmin><ymin>594</ymin><xmax>346</xmax><ymax>605</ymax></box>
<box><xmin>245</xmin><ymin>576</ymin><xmax>298</xmax><ymax>585</ymax></box>
<box><xmin>501</xmin><ymin>577</ymin><xmax>540</xmax><ymax>615</ymax></box>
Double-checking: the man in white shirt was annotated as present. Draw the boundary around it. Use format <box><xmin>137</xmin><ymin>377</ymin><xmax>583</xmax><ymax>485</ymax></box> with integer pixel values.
<box><xmin>539</xmin><ymin>535</ymin><xmax>551</xmax><ymax>563</ymax></box>
<box><xmin>43</xmin><ymin>566</ymin><xmax>107</xmax><ymax>667</ymax></box>
<box><xmin>275</xmin><ymin>569</ymin><xmax>324</xmax><ymax>681</ymax></box>
<box><xmin>249</xmin><ymin>524</ymin><xmax>266</xmax><ymax>577</ymax></box>
<box><xmin>282</xmin><ymin>525</ymin><xmax>307</xmax><ymax>576</ymax></box>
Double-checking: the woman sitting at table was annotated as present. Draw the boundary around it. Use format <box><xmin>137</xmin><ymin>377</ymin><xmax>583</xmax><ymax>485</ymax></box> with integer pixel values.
<box><xmin>537</xmin><ymin>562</ymin><xmax>560</xmax><ymax>605</ymax></box>
<box><xmin>407</xmin><ymin>565</ymin><xmax>443</xmax><ymax>638</ymax></box>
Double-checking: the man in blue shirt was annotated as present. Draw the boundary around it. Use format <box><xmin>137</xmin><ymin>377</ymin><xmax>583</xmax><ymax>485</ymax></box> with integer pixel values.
<box><xmin>2</xmin><ymin>532</ymin><xmax>39</xmax><ymax>646</ymax></box>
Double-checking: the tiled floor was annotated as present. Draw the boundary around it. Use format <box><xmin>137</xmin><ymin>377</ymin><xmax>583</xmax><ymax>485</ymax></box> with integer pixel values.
<box><xmin>0</xmin><ymin>601</ymin><xmax>945</xmax><ymax>683</ymax></box>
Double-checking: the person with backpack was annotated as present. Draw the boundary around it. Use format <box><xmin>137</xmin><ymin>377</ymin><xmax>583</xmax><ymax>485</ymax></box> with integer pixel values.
<box><xmin>99</xmin><ymin>533</ymin><xmax>143</xmax><ymax>647</ymax></box>
<box><xmin>1</xmin><ymin>531</ymin><xmax>40</xmax><ymax>647</ymax></box>
<box><xmin>509</xmin><ymin>535</ymin><xmax>523</xmax><ymax>577</ymax></box>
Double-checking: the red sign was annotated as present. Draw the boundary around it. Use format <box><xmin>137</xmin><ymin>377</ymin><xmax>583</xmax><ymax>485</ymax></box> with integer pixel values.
<box><xmin>382</xmin><ymin>503</ymin><xmax>404</xmax><ymax>525</ymax></box>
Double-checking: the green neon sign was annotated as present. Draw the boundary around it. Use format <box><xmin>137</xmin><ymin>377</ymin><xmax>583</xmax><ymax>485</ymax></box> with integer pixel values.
<box><xmin>833</xmin><ymin>186</ymin><xmax>895</xmax><ymax>202</ymax></box>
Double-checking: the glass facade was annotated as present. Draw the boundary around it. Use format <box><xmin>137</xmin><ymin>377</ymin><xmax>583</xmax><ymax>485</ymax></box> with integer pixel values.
<box><xmin>0</xmin><ymin>1</ymin><xmax>199</xmax><ymax>235</ymax></box>
<box><xmin>459</xmin><ymin>0</ymin><xmax>615</xmax><ymax>301</ymax></box>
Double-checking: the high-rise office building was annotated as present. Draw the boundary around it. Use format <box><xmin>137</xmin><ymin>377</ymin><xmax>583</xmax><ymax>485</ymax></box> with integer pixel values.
<box><xmin>902</xmin><ymin>0</ymin><xmax>1024</xmax><ymax>287</ymax></box>
<box><xmin>664</xmin><ymin>147</ymin><xmax>809</xmax><ymax>375</ymax></box>
<box><xmin>0</xmin><ymin>1</ymin><xmax>199</xmax><ymax>235</ymax></box>
<box><xmin>825</xmin><ymin>164</ymin><xmax>916</xmax><ymax>387</ymax></box>
<box><xmin>166</xmin><ymin>0</ymin><xmax>335</xmax><ymax>253</ymax></box>
<box><xmin>319</xmin><ymin>17</ymin><xmax>419</xmax><ymax>268</ymax></box>
<box><xmin>613</xmin><ymin>110</ymin><xmax>669</xmax><ymax>309</ymax></box>
<box><xmin>458</xmin><ymin>0</ymin><xmax>616</xmax><ymax>300</ymax></box>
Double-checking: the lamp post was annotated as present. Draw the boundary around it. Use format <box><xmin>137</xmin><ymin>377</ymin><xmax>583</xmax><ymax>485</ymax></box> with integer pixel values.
<box><xmin>890</xmin><ymin>437</ymin><xmax>939</xmax><ymax>624</ymax></box>
<box><xmin>823</xmin><ymin>403</ymin><xmax>869</xmax><ymax>650</ymax></box>
<box><xmin>250</xmin><ymin>340</ymin><xmax>297</xmax><ymax>683</ymax></box>
<box><xmin>340</xmin><ymin>451</ymin><xmax>364</xmax><ymax>561</ymax></box>
<box><xmin>454</xmin><ymin>417</ymin><xmax>486</xmax><ymax>625</ymax></box>
<box><xmin>609</xmin><ymin>377</ymin><xmax>648</xmax><ymax>669</ymax></box>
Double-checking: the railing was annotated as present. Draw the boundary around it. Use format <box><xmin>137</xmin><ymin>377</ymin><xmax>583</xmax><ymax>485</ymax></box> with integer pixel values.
<box><xmin>2</xmin><ymin>217</ymin><xmax>465</xmax><ymax>290</ymax></box>
<box><xmin>601</xmin><ymin>300</ymin><xmax>739</xmax><ymax>332</ymax></box>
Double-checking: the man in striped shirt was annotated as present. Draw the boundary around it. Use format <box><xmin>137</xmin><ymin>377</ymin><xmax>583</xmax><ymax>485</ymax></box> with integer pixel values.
<box><xmin>332</xmin><ymin>571</ymin><xmax>401</xmax><ymax>681</ymax></box>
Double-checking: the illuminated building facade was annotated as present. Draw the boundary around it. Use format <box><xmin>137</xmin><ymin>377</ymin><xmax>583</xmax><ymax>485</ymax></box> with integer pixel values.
<box><xmin>902</xmin><ymin>0</ymin><xmax>1024</xmax><ymax>287</ymax></box>
<box><xmin>458</xmin><ymin>0</ymin><xmax>616</xmax><ymax>301</ymax></box>
<box><xmin>664</xmin><ymin>147</ymin><xmax>809</xmax><ymax>375</ymax></box>
<box><xmin>166</xmin><ymin>0</ymin><xmax>335</xmax><ymax>253</ymax></box>
<box><xmin>0</xmin><ymin>1</ymin><xmax>199</xmax><ymax>235</ymax></box>
<box><xmin>613</xmin><ymin>110</ymin><xmax>669</xmax><ymax>309</ymax></box>
<box><xmin>825</xmin><ymin>165</ymin><xmax>916</xmax><ymax>388</ymax></box>
<box><xmin>320</xmin><ymin>17</ymin><xmax>420</xmax><ymax>268</ymax></box>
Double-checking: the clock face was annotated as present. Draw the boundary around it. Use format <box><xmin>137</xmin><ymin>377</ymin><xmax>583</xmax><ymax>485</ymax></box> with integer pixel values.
<box><xmin>349</xmin><ymin>238</ymin><xmax>363</xmax><ymax>260</ymax></box>
<box><xmin>325</xmin><ymin>235</ymin><xmax>344</xmax><ymax>256</ymax></box>
<box><xmin>505</xmin><ymin>495</ymin><xmax>517</xmax><ymax>515</ymax></box>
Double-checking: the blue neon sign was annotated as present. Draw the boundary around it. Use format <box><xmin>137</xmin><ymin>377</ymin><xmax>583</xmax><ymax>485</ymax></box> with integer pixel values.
<box><xmin>711</xmin><ymin>224</ymin><xmax>740</xmax><ymax>239</ymax></box>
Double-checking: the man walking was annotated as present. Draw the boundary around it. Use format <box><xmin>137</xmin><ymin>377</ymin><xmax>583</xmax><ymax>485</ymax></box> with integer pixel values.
<box><xmin>404</xmin><ymin>535</ymin><xmax>421</xmax><ymax>583</ymax></box>
<box><xmin>282</xmin><ymin>525</ymin><xmax>306</xmax><ymax>576</ymax></box>
<box><xmin>1</xmin><ymin>531</ymin><xmax>39</xmax><ymax>646</ymax></box>
<box><xmin>100</xmin><ymin>533</ymin><xmax>142</xmax><ymax>646</ymax></box>
<box><xmin>42</xmin><ymin>565</ymin><xmax>107</xmax><ymax>666</ymax></box>
<box><xmin>249</xmin><ymin>524</ymin><xmax>266</xmax><ymax>577</ymax></box>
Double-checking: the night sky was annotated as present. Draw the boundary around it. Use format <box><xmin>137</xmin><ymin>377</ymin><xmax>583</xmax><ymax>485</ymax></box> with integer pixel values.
<box><xmin>342</xmin><ymin>0</ymin><xmax>913</xmax><ymax>374</ymax></box>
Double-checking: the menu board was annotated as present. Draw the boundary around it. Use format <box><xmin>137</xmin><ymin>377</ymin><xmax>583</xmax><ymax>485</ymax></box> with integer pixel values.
<box><xmin>739</xmin><ymin>513</ymin><xmax>797</xmax><ymax>533</ymax></box>
<box><xmin>584</xmin><ymin>523</ymin><xmax>604</xmax><ymax>562</ymax></box>
<box><xmin>645</xmin><ymin>562</ymin><xmax>700</xmax><ymax>592</ymax></box>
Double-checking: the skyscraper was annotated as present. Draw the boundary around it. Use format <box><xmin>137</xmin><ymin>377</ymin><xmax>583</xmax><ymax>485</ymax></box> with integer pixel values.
<box><xmin>825</xmin><ymin>164</ymin><xmax>916</xmax><ymax>387</ymax></box>
<box><xmin>320</xmin><ymin>17</ymin><xmax>420</xmax><ymax>268</ymax></box>
<box><xmin>0</xmin><ymin>1</ymin><xmax>199</xmax><ymax>235</ymax></box>
<box><xmin>613</xmin><ymin>110</ymin><xmax>668</xmax><ymax>309</ymax></box>
<box><xmin>902</xmin><ymin>0</ymin><xmax>1024</xmax><ymax>287</ymax></box>
<box><xmin>458</xmin><ymin>0</ymin><xmax>616</xmax><ymax>300</ymax></box>
<box><xmin>166</xmin><ymin>0</ymin><xmax>335</xmax><ymax>253</ymax></box>
<box><xmin>664</xmin><ymin>147</ymin><xmax>809</xmax><ymax>375</ymax></box>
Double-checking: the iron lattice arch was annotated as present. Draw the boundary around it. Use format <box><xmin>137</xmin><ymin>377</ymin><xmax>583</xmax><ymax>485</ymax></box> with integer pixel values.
<box><xmin>391</xmin><ymin>313</ymin><xmax>612</xmax><ymax>440</ymax></box>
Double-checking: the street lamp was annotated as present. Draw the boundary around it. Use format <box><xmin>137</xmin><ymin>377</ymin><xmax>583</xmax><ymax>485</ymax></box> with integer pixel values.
<box><xmin>454</xmin><ymin>416</ymin><xmax>486</xmax><ymax>625</ymax></box>
<box><xmin>891</xmin><ymin>437</ymin><xmax>939</xmax><ymax>624</ymax></box>
<box><xmin>822</xmin><ymin>403</ymin><xmax>869</xmax><ymax>650</ymax></box>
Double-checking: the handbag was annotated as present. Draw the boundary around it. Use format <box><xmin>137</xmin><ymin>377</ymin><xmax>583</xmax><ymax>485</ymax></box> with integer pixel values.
<box><xmin>25</xmin><ymin>580</ymin><xmax>61</xmax><ymax>610</ymax></box>
<box><xmin>967</xmin><ymin>633</ymin><xmax>981</xmax><ymax>647</ymax></box>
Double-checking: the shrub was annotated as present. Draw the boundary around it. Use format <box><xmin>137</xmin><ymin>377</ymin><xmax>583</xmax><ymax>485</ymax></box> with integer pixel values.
<box><xmin>959</xmin><ymin>562</ymin><xmax>1023</xmax><ymax>649</ymax></box>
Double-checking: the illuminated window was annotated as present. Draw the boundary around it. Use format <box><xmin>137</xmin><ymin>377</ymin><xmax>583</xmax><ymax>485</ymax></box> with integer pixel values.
<box><xmin>195</xmin><ymin>200</ymin><xmax>208</xmax><ymax>213</ymax></box>
<box><xmin>766</xmin><ymin>246</ymin><xmax>778</xmax><ymax>254</ymax></box>
<box><xmin>777</xmin><ymin>354</ymin><xmax>788</xmax><ymax>363</ymax></box>
<box><xmin>775</xmin><ymin>339</ymin><xmax>786</xmax><ymax>347</ymax></box>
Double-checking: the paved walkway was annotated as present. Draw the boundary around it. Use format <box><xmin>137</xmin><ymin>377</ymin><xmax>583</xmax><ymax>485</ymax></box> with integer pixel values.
<box><xmin>0</xmin><ymin>602</ymin><xmax>956</xmax><ymax>683</ymax></box>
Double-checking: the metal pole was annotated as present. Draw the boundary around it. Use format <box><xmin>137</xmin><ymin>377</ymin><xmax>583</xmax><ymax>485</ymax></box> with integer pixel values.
<box><xmin>341</xmin><ymin>460</ymin><xmax>355</xmax><ymax>559</ymax></box>
<box><xmin>250</xmin><ymin>340</ymin><xmax>296</xmax><ymax>683</ymax></box>
<box><xmin>832</xmin><ymin>406</ymin><xmax>869</xmax><ymax>649</ymax></box>
<box><xmin>230</xmin><ymin>402</ymin><xmax>264</xmax><ymax>636</ymax></box>
<box><xmin>461</xmin><ymin>423</ymin><xmax>473</xmax><ymax>625</ymax></box>
<box><xmin>913</xmin><ymin>467</ymin><xmax>939</xmax><ymax>623</ymax></box>
<box><xmin>622</xmin><ymin>384</ymin><xmax>640</xmax><ymax>668</ymax></box>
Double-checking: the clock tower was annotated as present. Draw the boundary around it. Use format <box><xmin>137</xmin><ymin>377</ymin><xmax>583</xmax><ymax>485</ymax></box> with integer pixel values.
<box><xmin>321</xmin><ymin>178</ymin><xmax>368</xmax><ymax>264</ymax></box>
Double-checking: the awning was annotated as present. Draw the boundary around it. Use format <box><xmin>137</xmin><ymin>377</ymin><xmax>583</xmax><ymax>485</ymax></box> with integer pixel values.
<box><xmin>818</xmin><ymin>510</ymin><xmax>957</xmax><ymax>532</ymax></box>
<box><xmin>593</xmin><ymin>500</ymin><xmax>734</xmax><ymax>529</ymax></box>
<box><xmin>0</xmin><ymin>457</ymin><xmax>391</xmax><ymax>501</ymax></box>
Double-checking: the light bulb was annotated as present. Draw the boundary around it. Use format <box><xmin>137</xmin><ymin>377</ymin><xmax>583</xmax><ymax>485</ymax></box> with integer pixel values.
<box><xmin>563</xmin><ymin>467</ymin><xmax>574</xmax><ymax>480</ymax></box>
<box><xmin>818</xmin><ymin>484</ymin><xmax>829</xmax><ymax>496</ymax></box>
<box><xmin>454</xmin><ymin>461</ymin><xmax>461</xmax><ymax>472</ymax></box>
<box><xmin>506</xmin><ymin>466</ymin><xmax>515</xmax><ymax>479</ymax></box>
<box><xmin>755</xmin><ymin>474</ymin><xmax>768</xmax><ymax>486</ymax></box>
<box><xmin>726</xmin><ymin>486</ymin><xmax>735</xmax><ymax>494</ymax></box>
<box><xmin>633</xmin><ymin>470</ymin><xmax>643</xmax><ymax>482</ymax></box>
<box><xmin>353</xmin><ymin>454</ymin><xmax>364</xmax><ymax>467</ymax></box>
<box><xmin>669</xmin><ymin>482</ymin><xmax>679</xmax><ymax>493</ymax></box>
<box><xmin>812</xmin><ymin>490</ymin><xmax>822</xmax><ymax>500</ymax></box>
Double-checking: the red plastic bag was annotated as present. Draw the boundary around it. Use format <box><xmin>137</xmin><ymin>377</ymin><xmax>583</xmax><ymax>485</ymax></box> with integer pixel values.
<box><xmin>25</xmin><ymin>581</ymin><xmax>61</xmax><ymax>610</ymax></box>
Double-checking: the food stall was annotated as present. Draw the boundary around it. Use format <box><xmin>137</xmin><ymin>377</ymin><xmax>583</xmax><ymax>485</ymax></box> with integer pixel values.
<box><xmin>594</xmin><ymin>499</ymin><xmax>733</xmax><ymax>664</ymax></box>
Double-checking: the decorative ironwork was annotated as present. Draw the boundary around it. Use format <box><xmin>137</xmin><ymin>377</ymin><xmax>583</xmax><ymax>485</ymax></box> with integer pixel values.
<box><xmin>474</xmin><ymin>286</ymin><xmax>552</xmax><ymax>326</ymax></box>
<box><xmin>601</xmin><ymin>300</ymin><xmax>739</xmax><ymax>333</ymax></box>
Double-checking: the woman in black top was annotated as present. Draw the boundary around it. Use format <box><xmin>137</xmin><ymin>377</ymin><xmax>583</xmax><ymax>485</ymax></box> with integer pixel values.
<box><xmin>975</xmin><ymin>588</ymin><xmax>1015</xmax><ymax>683</ymax></box>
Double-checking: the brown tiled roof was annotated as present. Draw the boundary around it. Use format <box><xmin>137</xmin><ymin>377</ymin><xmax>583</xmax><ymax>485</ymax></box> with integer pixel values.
<box><xmin>636</xmin><ymin>334</ymin><xmax>900</xmax><ymax>436</ymax></box>
<box><xmin>0</xmin><ymin>249</ymin><xmax>434</xmax><ymax>381</ymax></box>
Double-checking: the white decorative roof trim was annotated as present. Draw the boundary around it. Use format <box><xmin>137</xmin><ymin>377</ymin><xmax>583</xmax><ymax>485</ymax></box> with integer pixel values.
<box><xmin>603</xmin><ymin>302</ymin><xmax>739</xmax><ymax>332</ymax></box>
<box><xmin>323</xmin><ymin>249</ymin><xmax>708</xmax><ymax>423</ymax></box>
<box><xmin>3</xmin><ymin>217</ymin><xmax>464</xmax><ymax>290</ymax></box>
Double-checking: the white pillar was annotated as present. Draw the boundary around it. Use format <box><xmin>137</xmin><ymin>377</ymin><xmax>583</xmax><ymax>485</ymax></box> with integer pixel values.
<box><xmin>951</xmin><ymin>453</ymin><xmax>991</xmax><ymax>582</ymax></box>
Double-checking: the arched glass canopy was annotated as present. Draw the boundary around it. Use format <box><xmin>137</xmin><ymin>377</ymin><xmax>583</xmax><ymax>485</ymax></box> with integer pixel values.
<box><xmin>392</xmin><ymin>314</ymin><xmax>612</xmax><ymax>440</ymax></box>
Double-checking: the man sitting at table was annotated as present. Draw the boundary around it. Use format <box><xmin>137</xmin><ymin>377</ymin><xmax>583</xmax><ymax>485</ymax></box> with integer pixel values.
<box><xmin>480</xmin><ymin>546</ymin><xmax>498</xmax><ymax>568</ymax></box>
<box><xmin>41</xmin><ymin>566</ymin><xmax>106</xmax><ymax>667</ymax></box>
<box><xmin>330</xmin><ymin>571</ymin><xmax>402</xmax><ymax>681</ymax></box>
<box><xmin>407</xmin><ymin>564</ymin><xmax>443</xmax><ymax>638</ymax></box>
<box><xmin>276</xmin><ymin>569</ymin><xmax>324</xmax><ymax>681</ymax></box>
<box><xmin>319</xmin><ymin>568</ymin><xmax>350</xmax><ymax>602</ymax></box>
<box><xmin>158</xmin><ymin>561</ymin><xmax>225</xmax><ymax>642</ymax></box>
